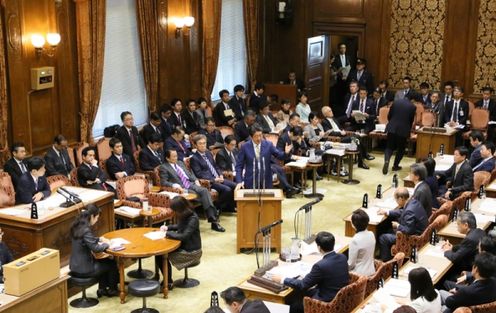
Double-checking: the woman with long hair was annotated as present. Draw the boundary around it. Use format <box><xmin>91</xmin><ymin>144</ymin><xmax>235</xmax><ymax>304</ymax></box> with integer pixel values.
<box><xmin>156</xmin><ymin>196</ymin><xmax>202</xmax><ymax>289</ymax></box>
<box><xmin>408</xmin><ymin>267</ymin><xmax>441</xmax><ymax>313</ymax></box>
<box><xmin>69</xmin><ymin>204</ymin><xmax>119</xmax><ymax>297</ymax></box>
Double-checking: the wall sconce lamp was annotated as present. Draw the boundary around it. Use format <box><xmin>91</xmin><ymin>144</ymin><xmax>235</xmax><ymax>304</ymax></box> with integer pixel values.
<box><xmin>173</xmin><ymin>16</ymin><xmax>195</xmax><ymax>38</ymax></box>
<box><xmin>31</xmin><ymin>33</ymin><xmax>61</xmax><ymax>57</ymax></box>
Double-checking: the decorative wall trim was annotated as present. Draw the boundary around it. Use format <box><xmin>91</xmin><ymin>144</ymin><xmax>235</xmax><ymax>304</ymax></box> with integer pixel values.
<box><xmin>473</xmin><ymin>0</ymin><xmax>496</xmax><ymax>93</ymax></box>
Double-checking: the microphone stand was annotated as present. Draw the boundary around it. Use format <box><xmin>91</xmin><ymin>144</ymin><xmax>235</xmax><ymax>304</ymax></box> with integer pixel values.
<box><xmin>304</xmin><ymin>204</ymin><xmax>313</xmax><ymax>241</ymax></box>
<box><xmin>262</xmin><ymin>228</ymin><xmax>271</xmax><ymax>267</ymax></box>
<box><xmin>57</xmin><ymin>189</ymin><xmax>75</xmax><ymax>208</ymax></box>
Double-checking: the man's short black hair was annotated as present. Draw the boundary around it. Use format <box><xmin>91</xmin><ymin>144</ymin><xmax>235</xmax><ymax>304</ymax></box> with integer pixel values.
<box><xmin>469</xmin><ymin>130</ymin><xmax>484</xmax><ymax>142</ymax></box>
<box><xmin>53</xmin><ymin>134</ymin><xmax>66</xmax><ymax>145</ymax></box>
<box><xmin>160</xmin><ymin>105</ymin><xmax>172</xmax><ymax>114</ymax></box>
<box><xmin>403</xmin><ymin>76</ymin><xmax>412</xmax><ymax>82</ymax></box>
<box><xmin>120</xmin><ymin>111</ymin><xmax>132</xmax><ymax>122</ymax></box>
<box><xmin>150</xmin><ymin>112</ymin><xmax>161</xmax><ymax>121</ymax></box>
<box><xmin>233</xmin><ymin>85</ymin><xmax>245</xmax><ymax>93</ymax></box>
<box><xmin>249</xmin><ymin>125</ymin><xmax>263</xmax><ymax>137</ymax></box>
<box><xmin>289</xmin><ymin>126</ymin><xmax>303</xmax><ymax>137</ymax></box>
<box><xmin>26</xmin><ymin>156</ymin><xmax>45</xmax><ymax>171</ymax></box>
<box><xmin>245</xmin><ymin>110</ymin><xmax>256</xmax><ymax>119</ymax></box>
<box><xmin>187</xmin><ymin>98</ymin><xmax>196</xmax><ymax>105</ymax></box>
<box><xmin>379</xmin><ymin>80</ymin><xmax>389</xmax><ymax>87</ymax></box>
<box><xmin>422</xmin><ymin>157</ymin><xmax>436</xmax><ymax>177</ymax></box>
<box><xmin>164</xmin><ymin>149</ymin><xmax>176</xmax><ymax>159</ymax></box>
<box><xmin>289</xmin><ymin>112</ymin><xmax>300</xmax><ymax>121</ymax></box>
<box><xmin>149</xmin><ymin>133</ymin><xmax>162</xmax><ymax>144</ymax></box>
<box><xmin>254</xmin><ymin>82</ymin><xmax>265</xmax><ymax>91</ymax></box>
<box><xmin>205</xmin><ymin>117</ymin><xmax>216</xmax><ymax>125</ymax></box>
<box><xmin>11</xmin><ymin>142</ymin><xmax>25</xmax><ymax>154</ymax></box>
<box><xmin>81</xmin><ymin>146</ymin><xmax>96</xmax><ymax>157</ymax></box>
<box><xmin>219</xmin><ymin>89</ymin><xmax>229</xmax><ymax>99</ymax></box>
<box><xmin>220</xmin><ymin>287</ymin><xmax>246</xmax><ymax>305</ymax></box>
<box><xmin>224</xmin><ymin>135</ymin><xmax>236</xmax><ymax>145</ymax></box>
<box><xmin>454</xmin><ymin>86</ymin><xmax>464</xmax><ymax>93</ymax></box>
<box><xmin>351</xmin><ymin>209</ymin><xmax>370</xmax><ymax>232</ymax></box>
<box><xmin>109</xmin><ymin>137</ymin><xmax>122</xmax><ymax>149</ymax></box>
<box><xmin>171</xmin><ymin>128</ymin><xmax>183</xmax><ymax>136</ymax></box>
<box><xmin>419</xmin><ymin>82</ymin><xmax>430</xmax><ymax>89</ymax></box>
<box><xmin>473</xmin><ymin>252</ymin><xmax>496</xmax><ymax>279</ymax></box>
<box><xmin>171</xmin><ymin>98</ymin><xmax>182</xmax><ymax>107</ymax></box>
<box><xmin>480</xmin><ymin>235</ymin><xmax>496</xmax><ymax>255</ymax></box>
<box><xmin>315</xmin><ymin>231</ymin><xmax>335</xmax><ymax>252</ymax></box>
<box><xmin>281</xmin><ymin>99</ymin><xmax>291</xmax><ymax>106</ymax></box>
<box><xmin>410</xmin><ymin>163</ymin><xmax>427</xmax><ymax>181</ymax></box>
<box><xmin>443</xmin><ymin>81</ymin><xmax>454</xmax><ymax>88</ymax></box>
<box><xmin>358</xmin><ymin>85</ymin><xmax>368</xmax><ymax>93</ymax></box>
<box><xmin>482</xmin><ymin>141</ymin><xmax>496</xmax><ymax>155</ymax></box>
<box><xmin>455</xmin><ymin>146</ymin><xmax>469</xmax><ymax>158</ymax></box>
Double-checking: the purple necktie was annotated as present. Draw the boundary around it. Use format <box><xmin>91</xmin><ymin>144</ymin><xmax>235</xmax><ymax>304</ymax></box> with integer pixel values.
<box><xmin>174</xmin><ymin>164</ymin><xmax>191</xmax><ymax>189</ymax></box>
<box><xmin>202</xmin><ymin>154</ymin><xmax>219</xmax><ymax>178</ymax></box>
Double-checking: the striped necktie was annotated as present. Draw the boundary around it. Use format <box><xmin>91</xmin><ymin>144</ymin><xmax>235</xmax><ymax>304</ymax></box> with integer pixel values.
<box><xmin>174</xmin><ymin>164</ymin><xmax>191</xmax><ymax>189</ymax></box>
<box><xmin>202</xmin><ymin>154</ymin><xmax>218</xmax><ymax>178</ymax></box>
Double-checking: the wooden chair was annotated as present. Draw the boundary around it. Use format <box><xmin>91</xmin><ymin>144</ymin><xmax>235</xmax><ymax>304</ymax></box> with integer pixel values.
<box><xmin>382</xmin><ymin>252</ymin><xmax>406</xmax><ymax>279</ymax></box>
<box><xmin>116</xmin><ymin>175</ymin><xmax>174</xmax><ymax>224</ymax></box>
<box><xmin>0</xmin><ymin>172</ymin><xmax>15</xmax><ymax>208</ymax></box>
<box><xmin>420</xmin><ymin>110</ymin><xmax>437</xmax><ymax>127</ymax></box>
<box><xmin>75</xmin><ymin>142</ymin><xmax>89</xmax><ymax>166</ymax></box>
<box><xmin>369</xmin><ymin>106</ymin><xmax>390</xmax><ymax>141</ymax></box>
<box><xmin>414</xmin><ymin>103</ymin><xmax>425</xmax><ymax>125</ymax></box>
<box><xmin>473</xmin><ymin>171</ymin><xmax>491</xmax><ymax>192</ymax></box>
<box><xmin>96</xmin><ymin>137</ymin><xmax>112</xmax><ymax>161</ymax></box>
<box><xmin>470</xmin><ymin>300</ymin><xmax>496</xmax><ymax>313</ymax></box>
<box><xmin>463</xmin><ymin>108</ymin><xmax>489</xmax><ymax>140</ymax></box>
<box><xmin>46</xmin><ymin>175</ymin><xmax>71</xmax><ymax>192</ymax></box>
<box><xmin>428</xmin><ymin>200</ymin><xmax>453</xmax><ymax>224</ymax></box>
<box><xmin>69</xmin><ymin>168</ymin><xmax>80</xmax><ymax>187</ymax></box>
<box><xmin>364</xmin><ymin>259</ymin><xmax>385</xmax><ymax>298</ymax></box>
<box><xmin>303</xmin><ymin>273</ymin><xmax>367</xmax><ymax>313</ymax></box>
<box><xmin>67</xmin><ymin>146</ymin><xmax>76</xmax><ymax>168</ymax></box>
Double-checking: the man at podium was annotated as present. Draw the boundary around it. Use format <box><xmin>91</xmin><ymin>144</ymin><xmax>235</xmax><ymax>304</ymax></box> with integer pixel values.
<box><xmin>235</xmin><ymin>125</ymin><xmax>292</xmax><ymax>190</ymax></box>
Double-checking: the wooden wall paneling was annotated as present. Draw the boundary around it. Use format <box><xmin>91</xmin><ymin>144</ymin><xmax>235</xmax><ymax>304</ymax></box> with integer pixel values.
<box><xmin>312</xmin><ymin>0</ymin><xmax>365</xmax><ymax>19</ymax></box>
<box><xmin>189</xmin><ymin>0</ymin><xmax>201</xmax><ymax>98</ymax></box>
<box><xmin>157</xmin><ymin>0</ymin><xmax>169</xmax><ymax>107</ymax></box>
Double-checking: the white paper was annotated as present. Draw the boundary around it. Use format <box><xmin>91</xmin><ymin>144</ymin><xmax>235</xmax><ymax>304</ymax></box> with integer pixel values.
<box><xmin>375</xmin><ymin>197</ymin><xmax>398</xmax><ymax>210</ymax></box>
<box><xmin>116</xmin><ymin>206</ymin><xmax>142</xmax><ymax>217</ymax></box>
<box><xmin>324</xmin><ymin>149</ymin><xmax>346</xmax><ymax>157</ymax></box>
<box><xmin>477</xmin><ymin>199</ymin><xmax>496</xmax><ymax>214</ymax></box>
<box><xmin>143</xmin><ymin>230</ymin><xmax>166</xmax><ymax>240</ymax></box>
<box><xmin>159</xmin><ymin>191</ymin><xmax>181</xmax><ymax>199</ymax></box>
<box><xmin>383</xmin><ymin>278</ymin><xmax>410</xmax><ymax>298</ymax></box>
<box><xmin>402</xmin><ymin>264</ymin><xmax>437</xmax><ymax>279</ymax></box>
<box><xmin>474</xmin><ymin>213</ymin><xmax>495</xmax><ymax>226</ymax></box>
<box><xmin>422</xmin><ymin>245</ymin><xmax>445</xmax><ymax>258</ymax></box>
<box><xmin>374</xmin><ymin>124</ymin><xmax>386</xmax><ymax>132</ymax></box>
<box><xmin>106</xmin><ymin>181</ymin><xmax>117</xmax><ymax>190</ymax></box>
<box><xmin>0</xmin><ymin>208</ymin><xmax>28</xmax><ymax>216</ymax></box>
<box><xmin>489</xmin><ymin>121</ymin><xmax>496</xmax><ymax>125</ymax></box>
<box><xmin>364</xmin><ymin>206</ymin><xmax>386</xmax><ymax>223</ymax></box>
<box><xmin>286</xmin><ymin>157</ymin><xmax>309</xmax><ymax>168</ymax></box>
<box><xmin>109</xmin><ymin>238</ymin><xmax>130</xmax><ymax>248</ymax></box>
<box><xmin>264</xmin><ymin>301</ymin><xmax>290</xmax><ymax>313</ymax></box>
<box><xmin>301</xmin><ymin>241</ymin><xmax>320</xmax><ymax>256</ymax></box>
<box><xmin>265</xmin><ymin>261</ymin><xmax>313</xmax><ymax>280</ymax></box>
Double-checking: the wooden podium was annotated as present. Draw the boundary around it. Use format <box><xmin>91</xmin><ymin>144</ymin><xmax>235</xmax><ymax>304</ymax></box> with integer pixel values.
<box><xmin>234</xmin><ymin>189</ymin><xmax>284</xmax><ymax>253</ymax></box>
<box><xmin>416</xmin><ymin>127</ymin><xmax>457</xmax><ymax>160</ymax></box>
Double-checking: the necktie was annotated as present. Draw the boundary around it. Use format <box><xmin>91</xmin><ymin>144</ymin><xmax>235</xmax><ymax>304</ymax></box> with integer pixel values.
<box><xmin>255</xmin><ymin>144</ymin><xmax>260</xmax><ymax>159</ymax></box>
<box><xmin>60</xmin><ymin>152</ymin><xmax>67</xmax><ymax>168</ymax></box>
<box><xmin>445</xmin><ymin>96</ymin><xmax>450</xmax><ymax>105</ymax></box>
<box><xmin>346</xmin><ymin>95</ymin><xmax>355</xmax><ymax>117</ymax></box>
<box><xmin>174</xmin><ymin>164</ymin><xmax>191</xmax><ymax>189</ymax></box>
<box><xmin>451</xmin><ymin>102</ymin><xmax>459</xmax><ymax>122</ymax></box>
<box><xmin>404</xmin><ymin>89</ymin><xmax>408</xmax><ymax>96</ymax></box>
<box><xmin>357</xmin><ymin>71</ymin><xmax>362</xmax><ymax>81</ymax></box>
<box><xmin>155</xmin><ymin>126</ymin><xmax>161</xmax><ymax>134</ymax></box>
<box><xmin>360</xmin><ymin>99</ymin><xmax>365</xmax><ymax>113</ymax></box>
<box><xmin>202</xmin><ymin>154</ymin><xmax>218</xmax><ymax>178</ymax></box>
<box><xmin>376</xmin><ymin>99</ymin><xmax>380</xmax><ymax>115</ymax></box>
<box><xmin>484</xmin><ymin>100</ymin><xmax>489</xmax><ymax>110</ymax></box>
<box><xmin>154</xmin><ymin>150</ymin><xmax>163</xmax><ymax>163</ymax></box>
<box><xmin>120</xmin><ymin>156</ymin><xmax>124</xmax><ymax>166</ymax></box>
<box><xmin>129</xmin><ymin>129</ymin><xmax>136</xmax><ymax>153</ymax></box>
<box><xmin>230</xmin><ymin>151</ymin><xmax>236</xmax><ymax>170</ymax></box>
<box><xmin>33</xmin><ymin>177</ymin><xmax>38</xmax><ymax>191</ymax></box>
<box><xmin>19</xmin><ymin>162</ymin><xmax>27</xmax><ymax>173</ymax></box>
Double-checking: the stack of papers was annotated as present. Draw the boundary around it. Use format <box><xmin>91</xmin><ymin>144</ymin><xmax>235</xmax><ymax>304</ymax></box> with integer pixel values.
<box><xmin>159</xmin><ymin>191</ymin><xmax>181</xmax><ymax>198</ymax></box>
<box><xmin>265</xmin><ymin>262</ymin><xmax>312</xmax><ymax>280</ymax></box>
<box><xmin>374</xmin><ymin>124</ymin><xmax>386</xmax><ymax>132</ymax></box>
<box><xmin>402</xmin><ymin>264</ymin><xmax>437</xmax><ymax>279</ymax></box>
<box><xmin>422</xmin><ymin>245</ymin><xmax>444</xmax><ymax>258</ymax></box>
<box><xmin>301</xmin><ymin>241</ymin><xmax>319</xmax><ymax>256</ymax></box>
<box><xmin>383</xmin><ymin>279</ymin><xmax>410</xmax><ymax>298</ymax></box>
<box><xmin>375</xmin><ymin>197</ymin><xmax>398</xmax><ymax>210</ymax></box>
<box><xmin>474</xmin><ymin>213</ymin><xmax>495</xmax><ymax>226</ymax></box>
<box><xmin>324</xmin><ymin>149</ymin><xmax>346</xmax><ymax>157</ymax></box>
<box><xmin>364</xmin><ymin>206</ymin><xmax>386</xmax><ymax>223</ymax></box>
<box><xmin>144</xmin><ymin>230</ymin><xmax>166</xmax><ymax>240</ymax></box>
<box><xmin>286</xmin><ymin>157</ymin><xmax>309</xmax><ymax>168</ymax></box>
<box><xmin>477</xmin><ymin>199</ymin><xmax>496</xmax><ymax>215</ymax></box>
<box><xmin>115</xmin><ymin>206</ymin><xmax>142</xmax><ymax>217</ymax></box>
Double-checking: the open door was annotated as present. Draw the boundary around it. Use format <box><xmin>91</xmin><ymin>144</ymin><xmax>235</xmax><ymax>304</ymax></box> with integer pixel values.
<box><xmin>305</xmin><ymin>35</ymin><xmax>330</xmax><ymax>110</ymax></box>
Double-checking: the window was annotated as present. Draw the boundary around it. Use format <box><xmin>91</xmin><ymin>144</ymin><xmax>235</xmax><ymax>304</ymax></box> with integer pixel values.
<box><xmin>93</xmin><ymin>0</ymin><xmax>147</xmax><ymax>137</ymax></box>
<box><xmin>211</xmin><ymin>0</ymin><xmax>247</xmax><ymax>101</ymax></box>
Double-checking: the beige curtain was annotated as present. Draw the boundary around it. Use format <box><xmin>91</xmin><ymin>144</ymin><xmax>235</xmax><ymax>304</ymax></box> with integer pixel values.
<box><xmin>136</xmin><ymin>0</ymin><xmax>159</xmax><ymax>113</ymax></box>
<box><xmin>243</xmin><ymin>0</ymin><xmax>260</xmax><ymax>87</ymax></box>
<box><xmin>74</xmin><ymin>0</ymin><xmax>106</xmax><ymax>143</ymax></box>
<box><xmin>201</xmin><ymin>0</ymin><xmax>222</xmax><ymax>101</ymax></box>
<box><xmin>0</xmin><ymin>13</ymin><xmax>8</xmax><ymax>165</ymax></box>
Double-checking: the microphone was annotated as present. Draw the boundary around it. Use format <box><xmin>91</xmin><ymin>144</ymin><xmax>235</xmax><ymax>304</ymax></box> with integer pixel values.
<box><xmin>57</xmin><ymin>189</ymin><xmax>75</xmax><ymax>208</ymax></box>
<box><xmin>296</xmin><ymin>196</ymin><xmax>323</xmax><ymax>212</ymax></box>
<box><xmin>260</xmin><ymin>219</ymin><xmax>283</xmax><ymax>233</ymax></box>
<box><xmin>57</xmin><ymin>189</ymin><xmax>71</xmax><ymax>199</ymax></box>
<box><xmin>60</xmin><ymin>187</ymin><xmax>82</xmax><ymax>203</ymax></box>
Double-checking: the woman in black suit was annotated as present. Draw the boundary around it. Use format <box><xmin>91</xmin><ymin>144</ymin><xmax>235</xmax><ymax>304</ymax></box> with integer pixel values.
<box><xmin>69</xmin><ymin>204</ymin><xmax>119</xmax><ymax>297</ymax></box>
<box><xmin>156</xmin><ymin>196</ymin><xmax>202</xmax><ymax>288</ymax></box>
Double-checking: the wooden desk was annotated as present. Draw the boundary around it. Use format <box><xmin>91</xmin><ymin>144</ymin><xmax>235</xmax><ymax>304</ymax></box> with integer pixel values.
<box><xmin>403</xmin><ymin>154</ymin><xmax>454</xmax><ymax>187</ymax></box>
<box><xmin>104</xmin><ymin>227</ymin><xmax>180</xmax><ymax>303</ymax></box>
<box><xmin>235</xmin><ymin>189</ymin><xmax>284</xmax><ymax>253</ymax></box>
<box><xmin>0</xmin><ymin>187</ymin><xmax>114</xmax><ymax>266</ymax></box>
<box><xmin>486</xmin><ymin>180</ymin><xmax>496</xmax><ymax>198</ymax></box>
<box><xmin>0</xmin><ymin>276</ymin><xmax>68</xmax><ymax>313</ymax></box>
<box><xmin>239</xmin><ymin>236</ymin><xmax>351</xmax><ymax>304</ymax></box>
<box><xmin>416</xmin><ymin>127</ymin><xmax>457</xmax><ymax>161</ymax></box>
<box><xmin>438</xmin><ymin>210</ymin><xmax>495</xmax><ymax>245</ymax></box>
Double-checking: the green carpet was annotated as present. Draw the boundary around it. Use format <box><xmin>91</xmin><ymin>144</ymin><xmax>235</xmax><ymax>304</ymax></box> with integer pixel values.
<box><xmin>68</xmin><ymin>153</ymin><xmax>414</xmax><ymax>313</ymax></box>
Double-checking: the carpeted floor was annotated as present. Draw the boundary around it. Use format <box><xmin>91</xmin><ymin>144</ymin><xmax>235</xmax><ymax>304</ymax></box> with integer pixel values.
<box><xmin>68</xmin><ymin>152</ymin><xmax>414</xmax><ymax>313</ymax></box>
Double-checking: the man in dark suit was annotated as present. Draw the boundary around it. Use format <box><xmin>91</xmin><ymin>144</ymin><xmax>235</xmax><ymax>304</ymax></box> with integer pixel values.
<box><xmin>419</xmin><ymin>82</ymin><xmax>432</xmax><ymax>108</ymax></box>
<box><xmin>468</xmin><ymin>131</ymin><xmax>484</xmax><ymax>168</ymax></box>
<box><xmin>115</xmin><ymin>111</ymin><xmax>144</xmax><ymax>159</ymax></box>
<box><xmin>378</xmin><ymin>80</ymin><xmax>395</xmax><ymax>103</ymax></box>
<box><xmin>284</xmin><ymin>71</ymin><xmax>305</xmax><ymax>93</ymax></box>
<box><xmin>139</xmin><ymin>133</ymin><xmax>164</xmax><ymax>171</ymax></box>
<box><xmin>378</xmin><ymin>187</ymin><xmax>428</xmax><ymax>261</ymax></box>
<box><xmin>234</xmin><ymin>111</ymin><xmax>257</xmax><ymax>143</ymax></box>
<box><xmin>164</xmin><ymin>128</ymin><xmax>191</xmax><ymax>161</ymax></box>
<box><xmin>472</xmin><ymin>142</ymin><xmax>496</xmax><ymax>173</ymax></box>
<box><xmin>383</xmin><ymin>97</ymin><xmax>416</xmax><ymax>174</ymax></box>
<box><xmin>141</xmin><ymin>112</ymin><xmax>163</xmax><ymax>145</ymax></box>
<box><xmin>159</xmin><ymin>105</ymin><xmax>173</xmax><ymax>140</ymax></box>
<box><xmin>347</xmin><ymin>58</ymin><xmax>374</xmax><ymax>94</ymax></box>
<box><xmin>443</xmin><ymin>86</ymin><xmax>469</xmax><ymax>128</ymax></box>
<box><xmin>190</xmin><ymin>134</ymin><xmax>236</xmax><ymax>212</ymax></box>
<box><xmin>15</xmin><ymin>157</ymin><xmax>51</xmax><ymax>204</ymax></box>
<box><xmin>199</xmin><ymin>117</ymin><xmax>224</xmax><ymax>149</ymax></box>
<box><xmin>437</xmin><ymin>146</ymin><xmax>474</xmax><ymax>200</ymax></box>
<box><xmin>235</xmin><ymin>125</ymin><xmax>291</xmax><ymax>190</ymax></box>
<box><xmin>221</xmin><ymin>287</ymin><xmax>270</xmax><ymax>313</ymax></box>
<box><xmin>159</xmin><ymin>149</ymin><xmax>224</xmax><ymax>232</ymax></box>
<box><xmin>351</xmin><ymin>86</ymin><xmax>376</xmax><ymax>133</ymax></box>
<box><xmin>341</xmin><ymin>80</ymin><xmax>360</xmax><ymax>123</ymax></box>
<box><xmin>216</xmin><ymin>135</ymin><xmax>238</xmax><ymax>173</ymax></box>
<box><xmin>256</xmin><ymin>103</ymin><xmax>278</xmax><ymax>134</ymax></box>
<box><xmin>430</xmin><ymin>91</ymin><xmax>446</xmax><ymax>127</ymax></box>
<box><xmin>3</xmin><ymin>142</ymin><xmax>28</xmax><ymax>189</ymax></box>
<box><xmin>248</xmin><ymin>83</ymin><xmax>266</xmax><ymax>114</ymax></box>
<box><xmin>77</xmin><ymin>146</ymin><xmax>113</xmax><ymax>191</ymax></box>
<box><xmin>169</xmin><ymin>98</ymin><xmax>186</xmax><ymax>130</ymax></box>
<box><xmin>213</xmin><ymin>90</ymin><xmax>236</xmax><ymax>127</ymax></box>
<box><xmin>229</xmin><ymin>84</ymin><xmax>247</xmax><ymax>121</ymax></box>
<box><xmin>44</xmin><ymin>134</ymin><xmax>73</xmax><ymax>177</ymax></box>
<box><xmin>372</xmin><ymin>87</ymin><xmax>388</xmax><ymax>116</ymax></box>
<box><xmin>441</xmin><ymin>212</ymin><xmax>485</xmax><ymax>280</ymax></box>
<box><xmin>182</xmin><ymin>99</ymin><xmax>201</xmax><ymax>134</ymax></box>
<box><xmin>105</xmin><ymin>138</ymin><xmax>136</xmax><ymax>180</ymax></box>
<box><xmin>332</xmin><ymin>43</ymin><xmax>352</xmax><ymax>110</ymax></box>
<box><xmin>394</xmin><ymin>76</ymin><xmax>416</xmax><ymax>101</ymax></box>
<box><xmin>441</xmin><ymin>252</ymin><xmax>496</xmax><ymax>313</ymax></box>
<box><xmin>476</xmin><ymin>86</ymin><xmax>496</xmax><ymax>142</ymax></box>
<box><xmin>271</xmin><ymin>232</ymin><xmax>349</xmax><ymax>313</ymax></box>
<box><xmin>440</xmin><ymin>81</ymin><xmax>455</xmax><ymax>108</ymax></box>
<box><xmin>410</xmin><ymin>163</ymin><xmax>433</xmax><ymax>216</ymax></box>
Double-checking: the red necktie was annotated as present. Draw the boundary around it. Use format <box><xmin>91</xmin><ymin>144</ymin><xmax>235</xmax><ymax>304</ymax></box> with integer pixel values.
<box><xmin>129</xmin><ymin>130</ymin><xmax>136</xmax><ymax>153</ymax></box>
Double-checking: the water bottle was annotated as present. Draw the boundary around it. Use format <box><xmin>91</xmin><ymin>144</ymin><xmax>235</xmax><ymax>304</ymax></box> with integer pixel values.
<box><xmin>411</xmin><ymin>246</ymin><xmax>418</xmax><ymax>263</ymax></box>
<box><xmin>479</xmin><ymin>185</ymin><xmax>486</xmax><ymax>199</ymax></box>
<box><xmin>376</xmin><ymin>184</ymin><xmax>382</xmax><ymax>199</ymax></box>
<box><xmin>430</xmin><ymin>229</ymin><xmax>437</xmax><ymax>245</ymax></box>
<box><xmin>362</xmin><ymin>193</ymin><xmax>368</xmax><ymax>208</ymax></box>
<box><xmin>464</xmin><ymin>198</ymin><xmax>471</xmax><ymax>211</ymax></box>
<box><xmin>142</xmin><ymin>198</ymin><xmax>150</xmax><ymax>212</ymax></box>
<box><xmin>392</xmin><ymin>174</ymin><xmax>398</xmax><ymax>189</ymax></box>
<box><xmin>392</xmin><ymin>262</ymin><xmax>399</xmax><ymax>279</ymax></box>
<box><xmin>439</xmin><ymin>144</ymin><xmax>445</xmax><ymax>156</ymax></box>
<box><xmin>452</xmin><ymin>208</ymin><xmax>458</xmax><ymax>222</ymax></box>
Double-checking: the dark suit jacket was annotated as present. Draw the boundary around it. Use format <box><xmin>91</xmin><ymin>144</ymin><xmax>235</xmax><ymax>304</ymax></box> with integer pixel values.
<box><xmin>105</xmin><ymin>154</ymin><xmax>136</xmax><ymax>180</ymax></box>
<box><xmin>413</xmin><ymin>181</ymin><xmax>433</xmax><ymax>216</ymax></box>
<box><xmin>284</xmin><ymin>78</ymin><xmax>305</xmax><ymax>92</ymax></box>
<box><xmin>432</xmin><ymin>101</ymin><xmax>446</xmax><ymax>127</ymax></box>
<box><xmin>277</xmin><ymin>131</ymin><xmax>307</xmax><ymax>160</ymax></box>
<box><xmin>256</xmin><ymin>113</ymin><xmax>277</xmax><ymax>134</ymax></box>
<box><xmin>164</xmin><ymin>137</ymin><xmax>191</xmax><ymax>161</ymax></box>
<box><xmin>234</xmin><ymin>122</ymin><xmax>251</xmax><ymax>143</ymax></box>
<box><xmin>394</xmin><ymin>88</ymin><xmax>416</xmax><ymax>101</ymax></box>
<box><xmin>77</xmin><ymin>163</ymin><xmax>108</xmax><ymax>190</ymax></box>
<box><xmin>445</xmin><ymin>278</ymin><xmax>496</xmax><ymax>311</ymax></box>
<box><xmin>248</xmin><ymin>92</ymin><xmax>266</xmax><ymax>114</ymax></box>
<box><xmin>381</xmin><ymin>90</ymin><xmax>395</xmax><ymax>103</ymax></box>
<box><xmin>159</xmin><ymin>161</ymin><xmax>196</xmax><ymax>188</ymax></box>
<box><xmin>3</xmin><ymin>158</ymin><xmax>26</xmax><ymax>189</ymax></box>
<box><xmin>443</xmin><ymin>99</ymin><xmax>469</xmax><ymax>125</ymax></box>
<box><xmin>441</xmin><ymin>160</ymin><xmax>474</xmax><ymax>198</ymax></box>
<box><xmin>166</xmin><ymin>213</ymin><xmax>201</xmax><ymax>252</ymax></box>
<box><xmin>169</xmin><ymin>112</ymin><xmax>186</xmax><ymax>130</ymax></box>
<box><xmin>229</xmin><ymin>96</ymin><xmax>247</xmax><ymax>121</ymax></box>
<box><xmin>389</xmin><ymin>198</ymin><xmax>428</xmax><ymax>235</ymax></box>
<box><xmin>347</xmin><ymin>69</ymin><xmax>374</xmax><ymax>94</ymax></box>
<box><xmin>473</xmin><ymin>157</ymin><xmax>495</xmax><ymax>173</ymax></box>
<box><xmin>0</xmin><ymin>242</ymin><xmax>13</xmax><ymax>280</ymax></box>
<box><xmin>283</xmin><ymin>251</ymin><xmax>349</xmax><ymax>302</ymax></box>
<box><xmin>440</xmin><ymin>93</ymin><xmax>453</xmax><ymax>107</ymax></box>
<box><xmin>159</xmin><ymin>118</ymin><xmax>173</xmax><ymax>140</ymax></box>
<box><xmin>385</xmin><ymin>99</ymin><xmax>416</xmax><ymax>138</ymax></box>
<box><xmin>44</xmin><ymin>147</ymin><xmax>73</xmax><ymax>177</ymax></box>
<box><xmin>189</xmin><ymin>151</ymin><xmax>222</xmax><ymax>182</ymax></box>
<box><xmin>15</xmin><ymin>173</ymin><xmax>51</xmax><ymax>204</ymax></box>
<box><xmin>139</xmin><ymin>147</ymin><xmax>164</xmax><ymax>171</ymax></box>
<box><xmin>352</xmin><ymin>98</ymin><xmax>376</xmax><ymax>132</ymax></box>
<box><xmin>342</xmin><ymin>93</ymin><xmax>359</xmax><ymax>118</ymax></box>
<box><xmin>321</xmin><ymin>117</ymin><xmax>345</xmax><ymax>136</ymax></box>
<box><xmin>70</xmin><ymin>227</ymin><xmax>109</xmax><ymax>276</ymax></box>
<box><xmin>235</xmin><ymin>139</ymin><xmax>286</xmax><ymax>189</ymax></box>
<box><xmin>141</xmin><ymin>123</ymin><xmax>163</xmax><ymax>145</ymax></box>
<box><xmin>332</xmin><ymin>54</ymin><xmax>351</xmax><ymax>72</ymax></box>
<box><xmin>213</xmin><ymin>102</ymin><xmax>235</xmax><ymax>127</ymax></box>
<box><xmin>115</xmin><ymin>126</ymin><xmax>144</xmax><ymax>158</ymax></box>
<box><xmin>373</xmin><ymin>97</ymin><xmax>388</xmax><ymax>116</ymax></box>
<box><xmin>469</xmin><ymin>144</ymin><xmax>483</xmax><ymax>168</ymax></box>
<box><xmin>215</xmin><ymin>148</ymin><xmax>238</xmax><ymax>172</ymax></box>
<box><xmin>475</xmin><ymin>99</ymin><xmax>496</xmax><ymax>121</ymax></box>
<box><xmin>199</xmin><ymin>129</ymin><xmax>223</xmax><ymax>148</ymax></box>
<box><xmin>444</xmin><ymin>228</ymin><xmax>485</xmax><ymax>273</ymax></box>
<box><xmin>182</xmin><ymin>110</ymin><xmax>201</xmax><ymax>134</ymax></box>
<box><xmin>425</xmin><ymin>176</ymin><xmax>440</xmax><ymax>208</ymax></box>
<box><xmin>240</xmin><ymin>300</ymin><xmax>270</xmax><ymax>313</ymax></box>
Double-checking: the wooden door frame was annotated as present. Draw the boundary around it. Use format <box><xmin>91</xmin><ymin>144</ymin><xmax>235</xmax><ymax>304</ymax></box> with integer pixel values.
<box><xmin>313</xmin><ymin>22</ymin><xmax>366</xmax><ymax>61</ymax></box>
